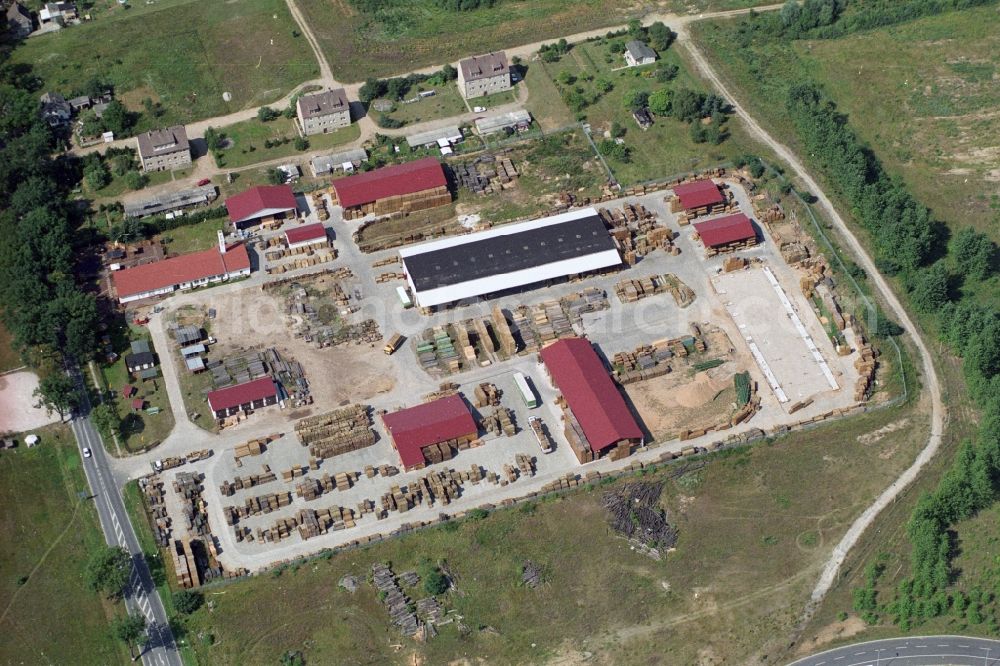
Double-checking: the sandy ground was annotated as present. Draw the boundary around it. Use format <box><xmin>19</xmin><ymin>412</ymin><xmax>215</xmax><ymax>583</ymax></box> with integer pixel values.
<box><xmin>626</xmin><ymin>365</ymin><xmax>737</xmax><ymax>439</ymax></box>
<box><xmin>205</xmin><ymin>282</ymin><xmax>397</xmax><ymax>420</ymax></box>
<box><xmin>0</xmin><ymin>371</ymin><xmax>60</xmax><ymax>433</ymax></box>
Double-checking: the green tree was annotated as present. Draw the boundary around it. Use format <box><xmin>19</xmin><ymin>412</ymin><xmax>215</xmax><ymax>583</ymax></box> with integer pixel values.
<box><xmin>358</xmin><ymin>78</ymin><xmax>387</xmax><ymax>104</ymax></box>
<box><xmin>84</xmin><ymin>161</ymin><xmax>111</xmax><ymax>190</ymax></box>
<box><xmin>101</xmin><ymin>100</ymin><xmax>134</xmax><ymax>136</ymax></box>
<box><xmin>91</xmin><ymin>403</ymin><xmax>120</xmax><ymax>441</ymax></box>
<box><xmin>111</xmin><ymin>612</ymin><xmax>147</xmax><ymax>661</ymax></box>
<box><xmin>952</xmin><ymin>227</ymin><xmax>994</xmax><ymax>283</ymax></box>
<box><xmin>656</xmin><ymin>64</ymin><xmax>679</xmax><ymax>83</ymax></box>
<box><xmin>86</xmin><ymin>546</ymin><xmax>132</xmax><ymax>599</ymax></box>
<box><xmin>265</xmin><ymin>168</ymin><xmax>285</xmax><ymax>185</ymax></box>
<box><xmin>424</xmin><ymin>568</ymin><xmax>449</xmax><ymax>595</ymax></box>
<box><xmin>34</xmin><ymin>372</ymin><xmax>79</xmax><ymax>420</ymax></box>
<box><xmin>609</xmin><ymin>121</ymin><xmax>626</xmax><ymax>138</ymax></box>
<box><xmin>171</xmin><ymin>589</ymin><xmax>203</xmax><ymax>615</ymax></box>
<box><xmin>385</xmin><ymin>77</ymin><xmax>410</xmax><ymax>101</ymax></box>
<box><xmin>293</xmin><ymin>136</ymin><xmax>309</xmax><ymax>151</ymax></box>
<box><xmin>671</xmin><ymin>88</ymin><xmax>704</xmax><ymax>122</ymax></box>
<box><xmin>123</xmin><ymin>170</ymin><xmax>148</xmax><ymax>191</ymax></box>
<box><xmin>646</xmin><ymin>22</ymin><xmax>676</xmax><ymax>51</ymax></box>
<box><xmin>203</xmin><ymin>127</ymin><xmax>226</xmax><ymax>152</ymax></box>
<box><xmin>257</xmin><ymin>106</ymin><xmax>279</xmax><ymax>122</ymax></box>
<box><xmin>623</xmin><ymin>89</ymin><xmax>649</xmax><ymax>113</ymax></box>
<box><xmin>648</xmin><ymin>88</ymin><xmax>672</xmax><ymax>116</ymax></box>
<box><xmin>909</xmin><ymin>262</ymin><xmax>950</xmax><ymax>313</ymax></box>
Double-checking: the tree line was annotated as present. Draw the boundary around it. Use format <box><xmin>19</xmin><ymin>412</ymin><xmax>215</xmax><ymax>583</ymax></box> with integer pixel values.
<box><xmin>732</xmin><ymin>0</ymin><xmax>1000</xmax><ymax>630</ymax></box>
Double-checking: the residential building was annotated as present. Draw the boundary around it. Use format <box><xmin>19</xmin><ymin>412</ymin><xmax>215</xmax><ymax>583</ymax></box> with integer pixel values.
<box><xmin>6</xmin><ymin>2</ymin><xmax>33</xmax><ymax>38</ymax></box>
<box><xmin>540</xmin><ymin>337</ymin><xmax>644</xmax><ymax>464</ymax></box>
<box><xmin>40</xmin><ymin>92</ymin><xmax>72</xmax><ymax>127</ymax></box>
<box><xmin>111</xmin><ymin>235</ymin><xmax>251</xmax><ymax>303</ymax></box>
<box><xmin>38</xmin><ymin>2</ymin><xmax>75</xmax><ymax>25</ymax></box>
<box><xmin>457</xmin><ymin>51</ymin><xmax>511</xmax><ymax>99</ymax></box>
<box><xmin>381</xmin><ymin>394</ymin><xmax>478</xmax><ymax>471</ymax></box>
<box><xmin>125</xmin><ymin>351</ymin><xmax>155</xmax><ymax>373</ymax></box>
<box><xmin>624</xmin><ymin>40</ymin><xmax>657</xmax><ymax>67</ymax></box>
<box><xmin>207</xmin><ymin>377</ymin><xmax>279</xmax><ymax>419</ymax></box>
<box><xmin>633</xmin><ymin>108</ymin><xmax>653</xmax><ymax>130</ymax></box>
<box><xmin>331</xmin><ymin>157</ymin><xmax>450</xmax><ymax>220</ymax></box>
<box><xmin>399</xmin><ymin>207</ymin><xmax>622</xmax><ymax>309</ymax></box>
<box><xmin>296</xmin><ymin>88</ymin><xmax>351</xmax><ymax>136</ymax></box>
<box><xmin>136</xmin><ymin>126</ymin><xmax>192</xmax><ymax>172</ymax></box>
<box><xmin>224</xmin><ymin>184</ymin><xmax>297</xmax><ymax>230</ymax></box>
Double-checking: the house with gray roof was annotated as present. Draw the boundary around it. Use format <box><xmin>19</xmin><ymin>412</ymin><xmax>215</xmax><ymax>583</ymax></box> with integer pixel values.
<box><xmin>6</xmin><ymin>2</ymin><xmax>34</xmax><ymax>38</ymax></box>
<box><xmin>296</xmin><ymin>88</ymin><xmax>351</xmax><ymax>136</ymax></box>
<box><xmin>624</xmin><ymin>40</ymin><xmax>657</xmax><ymax>67</ymax></box>
<box><xmin>457</xmin><ymin>51</ymin><xmax>511</xmax><ymax>99</ymax></box>
<box><xmin>136</xmin><ymin>126</ymin><xmax>191</xmax><ymax>172</ymax></box>
<box><xmin>40</xmin><ymin>92</ymin><xmax>72</xmax><ymax>127</ymax></box>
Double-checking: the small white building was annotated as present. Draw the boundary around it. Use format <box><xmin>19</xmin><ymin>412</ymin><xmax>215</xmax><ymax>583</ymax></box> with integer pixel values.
<box><xmin>624</xmin><ymin>40</ymin><xmax>657</xmax><ymax>67</ymax></box>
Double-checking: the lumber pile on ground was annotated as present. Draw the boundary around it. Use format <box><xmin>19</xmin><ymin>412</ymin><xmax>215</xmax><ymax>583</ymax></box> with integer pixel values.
<box><xmin>613</xmin><ymin>273</ymin><xmax>693</xmax><ymax>307</ymax></box>
<box><xmin>854</xmin><ymin>339</ymin><xmax>877</xmax><ymax>402</ymax></box>
<box><xmin>174</xmin><ymin>471</ymin><xmax>210</xmax><ymax>537</ymax></box>
<box><xmin>295</xmin><ymin>405</ymin><xmax>377</xmax><ymax>460</ymax></box>
<box><xmin>218</xmin><ymin>469</ymin><xmax>277</xmax><ymax>496</ymax></box>
<box><xmin>140</xmin><ymin>475</ymin><xmax>171</xmax><ymax>547</ymax></box>
<box><xmin>481</xmin><ymin>406</ymin><xmax>516</xmax><ymax>436</ymax></box>
<box><xmin>371</xmin><ymin>562</ymin><xmax>421</xmax><ymax>637</ymax></box>
<box><xmin>473</xmin><ymin>382</ymin><xmax>501</xmax><ymax>408</ymax></box>
<box><xmin>171</xmin><ymin>539</ymin><xmax>200</xmax><ymax>589</ymax></box>
<box><xmin>603</xmin><ymin>481</ymin><xmax>677</xmax><ymax>552</ymax></box>
<box><xmin>224</xmin><ymin>491</ymin><xmax>292</xmax><ymax>524</ymax></box>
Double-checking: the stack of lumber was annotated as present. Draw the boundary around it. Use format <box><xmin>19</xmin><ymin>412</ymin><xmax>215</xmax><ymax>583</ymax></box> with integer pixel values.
<box><xmin>185</xmin><ymin>449</ymin><xmax>211</xmax><ymax>462</ymax></box>
<box><xmin>515</xmin><ymin>453</ymin><xmax>535</xmax><ymax>477</ymax></box>
<box><xmin>560</xmin><ymin>287</ymin><xmax>609</xmax><ymax>324</ymax></box>
<box><xmin>491</xmin><ymin>306</ymin><xmax>518</xmax><ymax>356</ymax></box>
<box><xmin>854</xmin><ymin>340</ymin><xmax>877</xmax><ymax>402</ymax></box>
<box><xmin>225</xmin><ymin>491</ymin><xmax>292</xmax><ymax>522</ymax></box>
<box><xmin>473</xmin><ymin>382</ymin><xmax>501</xmax><ymax>408</ymax></box>
<box><xmin>171</xmin><ymin>539</ymin><xmax>200</xmax><ymax>589</ymax></box>
<box><xmin>280</xmin><ymin>465</ymin><xmax>309</xmax><ymax>482</ymax></box>
<box><xmin>295</xmin><ymin>405</ymin><xmax>376</xmax><ymax>460</ymax></box>
<box><xmin>481</xmin><ymin>406</ymin><xmax>515</xmax><ymax>436</ymax></box>
<box><xmin>219</xmin><ymin>470</ymin><xmax>277</xmax><ymax>496</ymax></box>
<box><xmin>371</xmin><ymin>562</ymin><xmax>421</xmax><ymax>637</ymax></box>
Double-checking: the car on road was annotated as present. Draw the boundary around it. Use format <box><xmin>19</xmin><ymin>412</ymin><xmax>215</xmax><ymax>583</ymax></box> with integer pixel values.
<box><xmin>82</xmin><ymin>447</ymin><xmax>91</xmax><ymax>458</ymax></box>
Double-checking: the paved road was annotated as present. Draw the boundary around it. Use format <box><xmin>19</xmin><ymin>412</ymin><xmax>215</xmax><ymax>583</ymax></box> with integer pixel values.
<box><xmin>70</xmin><ymin>372</ymin><xmax>182</xmax><ymax>666</ymax></box>
<box><xmin>681</xmin><ymin>35</ymin><xmax>944</xmax><ymax>625</ymax></box>
<box><xmin>788</xmin><ymin>636</ymin><xmax>1000</xmax><ymax>666</ymax></box>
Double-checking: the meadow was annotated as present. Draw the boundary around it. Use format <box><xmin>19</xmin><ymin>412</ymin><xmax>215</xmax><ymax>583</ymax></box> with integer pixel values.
<box><xmin>11</xmin><ymin>0</ymin><xmax>319</xmax><ymax>129</ymax></box>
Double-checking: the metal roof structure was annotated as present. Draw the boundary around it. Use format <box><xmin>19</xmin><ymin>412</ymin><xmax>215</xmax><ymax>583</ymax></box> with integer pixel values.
<box><xmin>399</xmin><ymin>207</ymin><xmax>621</xmax><ymax>308</ymax></box>
<box><xmin>331</xmin><ymin>157</ymin><xmax>446</xmax><ymax>209</ymax></box>
<box><xmin>475</xmin><ymin>110</ymin><xmax>532</xmax><ymax>135</ymax></box>
<box><xmin>381</xmin><ymin>394</ymin><xmax>477</xmax><ymax>469</ymax></box>
<box><xmin>540</xmin><ymin>337</ymin><xmax>644</xmax><ymax>453</ymax></box>
<box><xmin>207</xmin><ymin>377</ymin><xmax>277</xmax><ymax>413</ymax></box>
<box><xmin>310</xmin><ymin>148</ymin><xmax>368</xmax><ymax>175</ymax></box>
<box><xmin>112</xmin><ymin>244</ymin><xmax>250</xmax><ymax>302</ymax></box>
<box><xmin>625</xmin><ymin>40</ymin><xmax>657</xmax><ymax>62</ymax></box>
<box><xmin>123</xmin><ymin>185</ymin><xmax>217</xmax><ymax>218</ymax></box>
<box><xmin>225</xmin><ymin>185</ymin><xmax>297</xmax><ymax>225</ymax></box>
<box><xmin>405</xmin><ymin>125</ymin><xmax>462</xmax><ymax>148</ymax></box>
<box><xmin>694</xmin><ymin>213</ymin><xmax>756</xmax><ymax>248</ymax></box>
<box><xmin>672</xmin><ymin>180</ymin><xmax>724</xmax><ymax>210</ymax></box>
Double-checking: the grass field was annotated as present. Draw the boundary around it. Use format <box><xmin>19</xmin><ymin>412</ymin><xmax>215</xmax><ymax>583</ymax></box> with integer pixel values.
<box><xmin>296</xmin><ymin>0</ymin><xmax>638</xmax><ymax>81</ymax></box>
<box><xmin>692</xmin><ymin>5</ymin><xmax>1000</xmax><ymax>240</ymax></box>
<box><xmin>0</xmin><ymin>424</ymin><xmax>128</xmax><ymax>664</ymax></box>
<box><xmin>214</xmin><ymin>116</ymin><xmax>360</xmax><ymax>169</ymax></box>
<box><xmin>11</xmin><ymin>0</ymin><xmax>319</xmax><ymax>129</ymax></box>
<box><xmin>524</xmin><ymin>39</ymin><xmax>753</xmax><ymax>185</ymax></box>
<box><xmin>157</xmin><ymin>215</ymin><xmax>230</xmax><ymax>254</ymax></box>
<box><xmin>87</xmin><ymin>166</ymin><xmax>180</xmax><ymax>201</ymax></box>
<box><xmin>796</xmin><ymin>6</ymin><xmax>1000</xmax><ymax>241</ymax></box>
<box><xmin>376</xmin><ymin>86</ymin><xmax>517</xmax><ymax>127</ymax></box>
<box><xmin>176</xmin><ymin>404</ymin><xmax>925</xmax><ymax>665</ymax></box>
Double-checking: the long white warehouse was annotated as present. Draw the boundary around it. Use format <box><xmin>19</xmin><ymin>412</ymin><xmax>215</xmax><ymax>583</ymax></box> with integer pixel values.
<box><xmin>399</xmin><ymin>207</ymin><xmax>622</xmax><ymax>308</ymax></box>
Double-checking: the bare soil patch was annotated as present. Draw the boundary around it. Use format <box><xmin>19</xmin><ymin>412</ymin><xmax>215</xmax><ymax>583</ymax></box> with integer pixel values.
<box><xmin>626</xmin><ymin>365</ymin><xmax>736</xmax><ymax>439</ymax></box>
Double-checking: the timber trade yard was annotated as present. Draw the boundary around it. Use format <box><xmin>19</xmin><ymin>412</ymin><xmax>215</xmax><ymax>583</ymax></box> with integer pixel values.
<box><xmin>110</xmin><ymin>155</ymin><xmax>877</xmax><ymax>582</ymax></box>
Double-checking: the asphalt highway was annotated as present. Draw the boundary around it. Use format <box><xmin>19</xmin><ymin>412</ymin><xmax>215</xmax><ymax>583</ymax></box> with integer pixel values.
<box><xmin>788</xmin><ymin>636</ymin><xmax>1000</xmax><ymax>666</ymax></box>
<box><xmin>71</xmin><ymin>373</ymin><xmax>182</xmax><ymax>666</ymax></box>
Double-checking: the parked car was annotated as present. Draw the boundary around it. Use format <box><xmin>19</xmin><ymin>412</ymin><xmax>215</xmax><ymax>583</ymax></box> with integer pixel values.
<box><xmin>197</xmin><ymin>178</ymin><xmax>211</xmax><ymax>186</ymax></box>
<box><xmin>82</xmin><ymin>447</ymin><xmax>91</xmax><ymax>458</ymax></box>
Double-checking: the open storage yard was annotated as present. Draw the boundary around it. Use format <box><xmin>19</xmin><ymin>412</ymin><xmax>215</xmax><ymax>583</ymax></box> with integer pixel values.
<box><xmin>174</xmin><ymin>403</ymin><xmax>926</xmax><ymax>665</ymax></box>
<box><xmin>122</xmin><ymin>170</ymin><xmax>884</xmax><ymax>591</ymax></box>
<box><xmin>10</xmin><ymin>0</ymin><xmax>318</xmax><ymax>128</ymax></box>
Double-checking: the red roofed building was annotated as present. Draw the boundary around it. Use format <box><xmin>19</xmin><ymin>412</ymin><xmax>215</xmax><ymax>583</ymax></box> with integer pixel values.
<box><xmin>207</xmin><ymin>377</ymin><xmax>279</xmax><ymax>419</ymax></box>
<box><xmin>671</xmin><ymin>179</ymin><xmax>726</xmax><ymax>216</ymax></box>
<box><xmin>225</xmin><ymin>185</ymin><xmax>297</xmax><ymax>229</ymax></box>
<box><xmin>331</xmin><ymin>157</ymin><xmax>450</xmax><ymax>220</ymax></box>
<box><xmin>540</xmin><ymin>338</ymin><xmax>644</xmax><ymax>463</ymax></box>
<box><xmin>112</xmin><ymin>239</ymin><xmax>251</xmax><ymax>304</ymax></box>
<box><xmin>284</xmin><ymin>223</ymin><xmax>329</xmax><ymax>250</ymax></box>
<box><xmin>381</xmin><ymin>394</ymin><xmax>478</xmax><ymax>471</ymax></box>
<box><xmin>693</xmin><ymin>213</ymin><xmax>757</xmax><ymax>254</ymax></box>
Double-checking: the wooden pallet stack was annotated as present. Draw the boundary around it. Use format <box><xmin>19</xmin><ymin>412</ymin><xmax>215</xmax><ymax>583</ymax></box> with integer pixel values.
<box><xmin>491</xmin><ymin>306</ymin><xmax>518</xmax><ymax>356</ymax></box>
<box><xmin>295</xmin><ymin>405</ymin><xmax>376</xmax><ymax>460</ymax></box>
<box><xmin>473</xmin><ymin>382</ymin><xmax>501</xmax><ymax>408</ymax></box>
<box><xmin>481</xmin><ymin>406</ymin><xmax>516</xmax><ymax>437</ymax></box>
<box><xmin>171</xmin><ymin>539</ymin><xmax>200</xmax><ymax>589</ymax></box>
<box><xmin>515</xmin><ymin>453</ymin><xmax>535</xmax><ymax>477</ymax></box>
<box><xmin>560</xmin><ymin>287</ymin><xmax>609</xmax><ymax>324</ymax></box>
<box><xmin>854</xmin><ymin>340</ymin><xmax>877</xmax><ymax>402</ymax></box>
<box><xmin>219</xmin><ymin>469</ymin><xmax>278</xmax><ymax>496</ymax></box>
<box><xmin>224</xmin><ymin>491</ymin><xmax>292</xmax><ymax>523</ymax></box>
<box><xmin>280</xmin><ymin>464</ymin><xmax>309</xmax><ymax>482</ymax></box>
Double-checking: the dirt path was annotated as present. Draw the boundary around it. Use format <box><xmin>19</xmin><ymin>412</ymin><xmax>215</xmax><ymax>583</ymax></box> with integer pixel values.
<box><xmin>679</xmin><ymin>37</ymin><xmax>944</xmax><ymax>626</ymax></box>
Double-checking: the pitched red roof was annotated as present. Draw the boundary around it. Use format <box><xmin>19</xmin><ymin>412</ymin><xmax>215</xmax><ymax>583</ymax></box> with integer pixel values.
<box><xmin>332</xmin><ymin>157</ymin><xmax>446</xmax><ymax>209</ymax></box>
<box><xmin>207</xmin><ymin>377</ymin><xmax>277</xmax><ymax>413</ymax></box>
<box><xmin>112</xmin><ymin>244</ymin><xmax>251</xmax><ymax>300</ymax></box>
<box><xmin>673</xmin><ymin>180</ymin><xmax>724</xmax><ymax>210</ymax></box>
<box><xmin>382</xmin><ymin>394</ymin><xmax>477</xmax><ymax>468</ymax></box>
<box><xmin>694</xmin><ymin>213</ymin><xmax>755</xmax><ymax>248</ymax></box>
<box><xmin>285</xmin><ymin>223</ymin><xmax>327</xmax><ymax>245</ymax></box>
<box><xmin>225</xmin><ymin>185</ymin><xmax>297</xmax><ymax>224</ymax></box>
<box><xmin>540</xmin><ymin>338</ymin><xmax>643</xmax><ymax>453</ymax></box>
